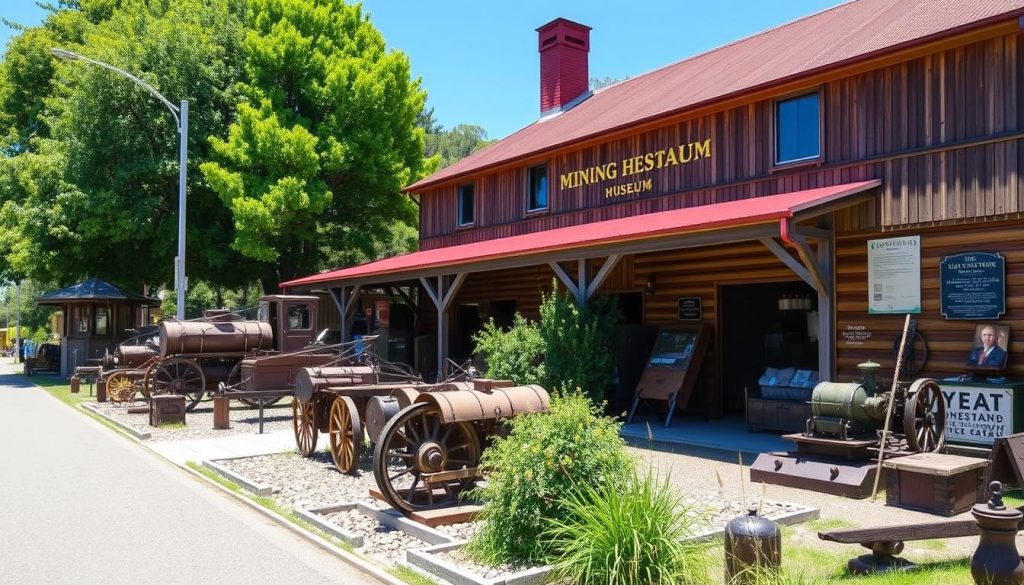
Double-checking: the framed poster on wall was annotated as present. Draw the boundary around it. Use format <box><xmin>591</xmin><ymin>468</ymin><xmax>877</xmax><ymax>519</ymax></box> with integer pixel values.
<box><xmin>867</xmin><ymin>235</ymin><xmax>921</xmax><ymax>314</ymax></box>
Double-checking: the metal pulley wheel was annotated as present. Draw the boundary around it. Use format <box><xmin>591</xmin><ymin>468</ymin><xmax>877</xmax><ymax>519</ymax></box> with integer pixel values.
<box><xmin>903</xmin><ymin>378</ymin><xmax>946</xmax><ymax>452</ymax></box>
<box><xmin>150</xmin><ymin>358</ymin><xmax>206</xmax><ymax>411</ymax></box>
<box><xmin>106</xmin><ymin>371</ymin><xmax>137</xmax><ymax>403</ymax></box>
<box><xmin>372</xmin><ymin>402</ymin><xmax>482</xmax><ymax>513</ymax></box>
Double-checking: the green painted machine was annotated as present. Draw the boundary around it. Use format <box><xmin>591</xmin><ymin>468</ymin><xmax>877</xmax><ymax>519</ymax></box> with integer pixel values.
<box><xmin>807</xmin><ymin>361</ymin><xmax>947</xmax><ymax>453</ymax></box>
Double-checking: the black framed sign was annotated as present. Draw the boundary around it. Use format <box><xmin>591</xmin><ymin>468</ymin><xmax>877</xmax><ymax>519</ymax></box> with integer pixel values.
<box><xmin>677</xmin><ymin>297</ymin><xmax>702</xmax><ymax>320</ymax></box>
<box><xmin>940</xmin><ymin>252</ymin><xmax>1006</xmax><ymax>320</ymax></box>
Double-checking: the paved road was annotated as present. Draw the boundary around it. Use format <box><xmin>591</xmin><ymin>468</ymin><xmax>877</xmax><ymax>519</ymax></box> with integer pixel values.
<box><xmin>0</xmin><ymin>363</ymin><xmax>384</xmax><ymax>585</ymax></box>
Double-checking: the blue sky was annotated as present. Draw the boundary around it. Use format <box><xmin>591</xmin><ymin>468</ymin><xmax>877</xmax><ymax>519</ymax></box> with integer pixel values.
<box><xmin>3</xmin><ymin>0</ymin><xmax>841</xmax><ymax>139</ymax></box>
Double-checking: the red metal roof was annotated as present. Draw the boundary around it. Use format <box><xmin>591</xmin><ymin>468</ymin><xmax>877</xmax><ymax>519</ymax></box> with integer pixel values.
<box><xmin>283</xmin><ymin>180</ymin><xmax>879</xmax><ymax>288</ymax></box>
<box><xmin>408</xmin><ymin>0</ymin><xmax>1024</xmax><ymax>192</ymax></box>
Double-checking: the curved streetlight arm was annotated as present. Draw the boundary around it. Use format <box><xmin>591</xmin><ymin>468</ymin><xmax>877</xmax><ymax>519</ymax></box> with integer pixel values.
<box><xmin>49</xmin><ymin>48</ymin><xmax>181</xmax><ymax>129</ymax></box>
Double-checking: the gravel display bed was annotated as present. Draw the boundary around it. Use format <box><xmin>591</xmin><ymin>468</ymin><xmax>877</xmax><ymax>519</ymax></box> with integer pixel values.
<box><xmin>91</xmin><ymin>399</ymin><xmax>295</xmax><ymax>440</ymax></box>
<box><xmin>321</xmin><ymin>508</ymin><xmax>431</xmax><ymax>565</ymax></box>
<box><xmin>218</xmin><ymin>451</ymin><xmax>380</xmax><ymax>509</ymax></box>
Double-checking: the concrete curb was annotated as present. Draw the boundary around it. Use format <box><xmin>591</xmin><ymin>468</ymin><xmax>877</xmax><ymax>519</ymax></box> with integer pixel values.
<box><xmin>406</xmin><ymin>542</ymin><xmax>550</xmax><ymax>585</ymax></box>
<box><xmin>180</xmin><ymin>463</ymin><xmax>409</xmax><ymax>585</ymax></box>
<box><xmin>81</xmin><ymin>402</ymin><xmax>152</xmax><ymax>440</ymax></box>
<box><xmin>203</xmin><ymin>458</ymin><xmax>273</xmax><ymax>496</ymax></box>
<box><xmin>691</xmin><ymin>504</ymin><xmax>820</xmax><ymax>542</ymax></box>
<box><xmin>293</xmin><ymin>504</ymin><xmax>366</xmax><ymax>547</ymax></box>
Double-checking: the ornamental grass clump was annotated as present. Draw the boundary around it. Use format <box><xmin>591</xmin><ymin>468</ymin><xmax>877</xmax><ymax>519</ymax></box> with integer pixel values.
<box><xmin>464</xmin><ymin>391</ymin><xmax>633</xmax><ymax>565</ymax></box>
<box><xmin>543</xmin><ymin>470</ymin><xmax>712</xmax><ymax>585</ymax></box>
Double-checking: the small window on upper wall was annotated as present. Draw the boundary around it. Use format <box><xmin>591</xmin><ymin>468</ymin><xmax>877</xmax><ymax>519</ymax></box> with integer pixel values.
<box><xmin>457</xmin><ymin>183</ymin><xmax>474</xmax><ymax>227</ymax></box>
<box><xmin>526</xmin><ymin>164</ymin><xmax>548</xmax><ymax>212</ymax></box>
<box><xmin>775</xmin><ymin>92</ymin><xmax>821</xmax><ymax>165</ymax></box>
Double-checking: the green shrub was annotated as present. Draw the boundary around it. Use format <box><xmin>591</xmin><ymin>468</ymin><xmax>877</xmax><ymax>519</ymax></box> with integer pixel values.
<box><xmin>472</xmin><ymin>314</ymin><xmax>545</xmax><ymax>385</ymax></box>
<box><xmin>538</xmin><ymin>281</ymin><xmax>621</xmax><ymax>403</ymax></box>
<box><xmin>465</xmin><ymin>391</ymin><xmax>634</xmax><ymax>565</ymax></box>
<box><xmin>543</xmin><ymin>470</ymin><xmax>711</xmax><ymax>585</ymax></box>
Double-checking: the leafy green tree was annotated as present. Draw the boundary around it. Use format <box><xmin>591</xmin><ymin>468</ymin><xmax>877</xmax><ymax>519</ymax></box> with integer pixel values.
<box><xmin>424</xmin><ymin>123</ymin><xmax>494</xmax><ymax>169</ymax></box>
<box><xmin>0</xmin><ymin>0</ymin><xmax>255</xmax><ymax>289</ymax></box>
<box><xmin>201</xmin><ymin>0</ymin><xmax>430</xmax><ymax>291</ymax></box>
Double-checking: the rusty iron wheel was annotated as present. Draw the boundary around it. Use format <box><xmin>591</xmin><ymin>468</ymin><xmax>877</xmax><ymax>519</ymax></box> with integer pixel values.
<box><xmin>328</xmin><ymin>396</ymin><xmax>362</xmax><ymax>473</ymax></box>
<box><xmin>106</xmin><ymin>371</ymin><xmax>137</xmax><ymax>403</ymax></box>
<box><xmin>292</xmin><ymin>399</ymin><xmax>318</xmax><ymax>457</ymax></box>
<box><xmin>151</xmin><ymin>358</ymin><xmax>206</xmax><ymax>412</ymax></box>
<box><xmin>372</xmin><ymin>402</ymin><xmax>481</xmax><ymax>514</ymax></box>
<box><xmin>903</xmin><ymin>378</ymin><xmax>946</xmax><ymax>453</ymax></box>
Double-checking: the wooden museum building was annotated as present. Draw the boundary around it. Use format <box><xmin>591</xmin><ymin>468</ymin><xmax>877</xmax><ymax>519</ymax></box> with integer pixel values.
<box><xmin>284</xmin><ymin>0</ymin><xmax>1024</xmax><ymax>444</ymax></box>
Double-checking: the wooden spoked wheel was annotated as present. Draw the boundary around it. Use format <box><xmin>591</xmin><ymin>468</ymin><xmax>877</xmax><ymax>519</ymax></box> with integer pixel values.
<box><xmin>328</xmin><ymin>396</ymin><xmax>362</xmax><ymax>473</ymax></box>
<box><xmin>106</xmin><ymin>371</ymin><xmax>137</xmax><ymax>403</ymax></box>
<box><xmin>151</xmin><ymin>358</ymin><xmax>206</xmax><ymax>411</ymax></box>
<box><xmin>292</xmin><ymin>399</ymin><xmax>318</xmax><ymax>457</ymax></box>
<box><xmin>372</xmin><ymin>402</ymin><xmax>482</xmax><ymax>513</ymax></box>
<box><xmin>903</xmin><ymin>378</ymin><xmax>946</xmax><ymax>453</ymax></box>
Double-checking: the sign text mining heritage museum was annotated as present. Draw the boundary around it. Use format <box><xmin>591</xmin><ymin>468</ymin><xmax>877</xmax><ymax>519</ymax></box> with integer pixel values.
<box><xmin>559</xmin><ymin>138</ymin><xmax>712</xmax><ymax>199</ymax></box>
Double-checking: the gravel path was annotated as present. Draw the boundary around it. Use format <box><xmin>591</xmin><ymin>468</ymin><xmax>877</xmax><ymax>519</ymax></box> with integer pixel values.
<box><xmin>92</xmin><ymin>399</ymin><xmax>295</xmax><ymax>440</ymax></box>
<box><xmin>321</xmin><ymin>508</ymin><xmax>430</xmax><ymax>565</ymax></box>
<box><xmin>220</xmin><ymin>451</ymin><xmax>380</xmax><ymax>510</ymax></box>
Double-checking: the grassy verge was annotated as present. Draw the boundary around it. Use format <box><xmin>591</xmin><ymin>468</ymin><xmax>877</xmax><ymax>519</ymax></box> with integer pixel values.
<box><xmin>29</xmin><ymin>370</ymin><xmax>138</xmax><ymax>438</ymax></box>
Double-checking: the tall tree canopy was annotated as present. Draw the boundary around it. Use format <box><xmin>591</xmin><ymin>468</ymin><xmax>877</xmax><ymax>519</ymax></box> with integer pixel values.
<box><xmin>424</xmin><ymin>123</ymin><xmax>495</xmax><ymax>169</ymax></box>
<box><xmin>201</xmin><ymin>0</ymin><xmax>431</xmax><ymax>291</ymax></box>
<box><xmin>0</xmin><ymin>0</ymin><xmax>431</xmax><ymax>294</ymax></box>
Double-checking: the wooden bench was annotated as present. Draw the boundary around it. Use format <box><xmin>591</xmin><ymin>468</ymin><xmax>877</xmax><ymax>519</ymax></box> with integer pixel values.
<box><xmin>818</xmin><ymin>507</ymin><xmax>1024</xmax><ymax>573</ymax></box>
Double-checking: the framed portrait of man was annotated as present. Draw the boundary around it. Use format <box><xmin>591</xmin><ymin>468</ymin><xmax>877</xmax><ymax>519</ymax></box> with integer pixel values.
<box><xmin>966</xmin><ymin>324</ymin><xmax>1010</xmax><ymax>371</ymax></box>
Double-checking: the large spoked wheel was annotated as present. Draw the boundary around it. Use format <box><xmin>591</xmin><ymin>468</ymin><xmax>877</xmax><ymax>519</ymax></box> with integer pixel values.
<box><xmin>293</xmin><ymin>399</ymin><xmax>318</xmax><ymax>457</ymax></box>
<box><xmin>328</xmin><ymin>397</ymin><xmax>362</xmax><ymax>473</ymax></box>
<box><xmin>106</xmin><ymin>371</ymin><xmax>137</xmax><ymax>403</ymax></box>
<box><xmin>903</xmin><ymin>378</ymin><xmax>946</xmax><ymax>452</ymax></box>
<box><xmin>373</xmin><ymin>402</ymin><xmax>482</xmax><ymax>514</ymax></box>
<box><xmin>151</xmin><ymin>358</ymin><xmax>206</xmax><ymax>412</ymax></box>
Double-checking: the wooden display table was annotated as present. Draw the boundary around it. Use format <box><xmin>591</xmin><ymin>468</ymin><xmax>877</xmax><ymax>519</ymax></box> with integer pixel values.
<box><xmin>883</xmin><ymin>453</ymin><xmax>988</xmax><ymax>516</ymax></box>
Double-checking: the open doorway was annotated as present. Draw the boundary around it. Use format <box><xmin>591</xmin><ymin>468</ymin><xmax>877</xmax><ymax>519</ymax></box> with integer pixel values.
<box><xmin>718</xmin><ymin>281</ymin><xmax>818</xmax><ymax>414</ymax></box>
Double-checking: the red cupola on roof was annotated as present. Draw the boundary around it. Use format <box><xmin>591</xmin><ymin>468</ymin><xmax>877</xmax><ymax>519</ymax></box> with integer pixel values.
<box><xmin>537</xmin><ymin>18</ymin><xmax>591</xmax><ymax>115</ymax></box>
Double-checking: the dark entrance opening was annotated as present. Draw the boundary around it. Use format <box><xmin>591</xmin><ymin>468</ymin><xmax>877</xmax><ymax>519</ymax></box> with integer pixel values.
<box><xmin>451</xmin><ymin>304</ymin><xmax>480</xmax><ymax>365</ymax></box>
<box><xmin>719</xmin><ymin>281</ymin><xmax>818</xmax><ymax>414</ymax></box>
<box><xmin>608</xmin><ymin>292</ymin><xmax>656</xmax><ymax>414</ymax></box>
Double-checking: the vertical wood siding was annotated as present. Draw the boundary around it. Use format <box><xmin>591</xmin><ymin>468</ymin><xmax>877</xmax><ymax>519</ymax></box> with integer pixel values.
<box><xmin>418</xmin><ymin>34</ymin><xmax>1022</xmax><ymax>249</ymax></box>
<box><xmin>835</xmin><ymin>219</ymin><xmax>1024</xmax><ymax>382</ymax></box>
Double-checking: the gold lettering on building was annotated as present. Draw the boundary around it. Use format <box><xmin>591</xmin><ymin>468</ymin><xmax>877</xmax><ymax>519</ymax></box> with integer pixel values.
<box><xmin>558</xmin><ymin>138</ymin><xmax>711</xmax><ymax>198</ymax></box>
<box><xmin>604</xmin><ymin>178</ymin><xmax>653</xmax><ymax>199</ymax></box>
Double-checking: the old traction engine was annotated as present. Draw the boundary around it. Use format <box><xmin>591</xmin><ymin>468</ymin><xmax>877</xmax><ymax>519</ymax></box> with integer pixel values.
<box><xmin>752</xmin><ymin>360</ymin><xmax>948</xmax><ymax>498</ymax></box>
<box><xmin>807</xmin><ymin>361</ymin><xmax>947</xmax><ymax>453</ymax></box>
<box><xmin>85</xmin><ymin>295</ymin><xmax>340</xmax><ymax>409</ymax></box>
<box><xmin>291</xmin><ymin>365</ymin><xmax>550</xmax><ymax>514</ymax></box>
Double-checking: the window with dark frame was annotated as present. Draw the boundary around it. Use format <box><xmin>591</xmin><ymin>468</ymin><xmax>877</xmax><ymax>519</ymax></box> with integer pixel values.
<box><xmin>287</xmin><ymin>304</ymin><xmax>311</xmax><ymax>330</ymax></box>
<box><xmin>526</xmin><ymin>164</ymin><xmax>548</xmax><ymax>212</ymax></box>
<box><xmin>457</xmin><ymin>183</ymin><xmax>475</xmax><ymax>226</ymax></box>
<box><xmin>775</xmin><ymin>92</ymin><xmax>821</xmax><ymax>165</ymax></box>
<box><xmin>94</xmin><ymin>306</ymin><xmax>110</xmax><ymax>336</ymax></box>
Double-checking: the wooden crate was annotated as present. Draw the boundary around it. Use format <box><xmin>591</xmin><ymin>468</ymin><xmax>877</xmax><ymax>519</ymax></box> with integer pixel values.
<box><xmin>883</xmin><ymin>453</ymin><xmax>988</xmax><ymax>516</ymax></box>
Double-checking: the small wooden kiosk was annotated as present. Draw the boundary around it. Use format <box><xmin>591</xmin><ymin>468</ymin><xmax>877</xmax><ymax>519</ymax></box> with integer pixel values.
<box><xmin>36</xmin><ymin>278</ymin><xmax>160</xmax><ymax>378</ymax></box>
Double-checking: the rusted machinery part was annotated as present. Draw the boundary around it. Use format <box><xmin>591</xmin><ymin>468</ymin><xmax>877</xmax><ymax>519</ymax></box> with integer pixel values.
<box><xmin>106</xmin><ymin>371</ymin><xmax>137</xmax><ymax>403</ymax></box>
<box><xmin>372</xmin><ymin>402</ymin><xmax>482</xmax><ymax>514</ymax></box>
<box><xmin>150</xmin><ymin>358</ymin><xmax>207</xmax><ymax>412</ymax></box>
<box><xmin>293</xmin><ymin>366</ymin><xmax>379</xmax><ymax>403</ymax></box>
<box><xmin>159</xmin><ymin>320</ymin><xmax>273</xmax><ymax>357</ymax></box>
<box><xmin>415</xmin><ymin>384</ymin><xmax>550</xmax><ymax>424</ymax></box>
<box><xmin>224</xmin><ymin>362</ymin><xmax>285</xmax><ymax>409</ymax></box>
<box><xmin>117</xmin><ymin>345</ymin><xmax>159</xmax><ymax>368</ymax></box>
<box><xmin>365</xmin><ymin>395</ymin><xmax>402</xmax><ymax>445</ymax></box>
<box><xmin>903</xmin><ymin>378</ymin><xmax>946</xmax><ymax>453</ymax></box>
<box><xmin>328</xmin><ymin>396</ymin><xmax>362</xmax><ymax>473</ymax></box>
<box><xmin>292</xmin><ymin>399</ymin><xmax>319</xmax><ymax>457</ymax></box>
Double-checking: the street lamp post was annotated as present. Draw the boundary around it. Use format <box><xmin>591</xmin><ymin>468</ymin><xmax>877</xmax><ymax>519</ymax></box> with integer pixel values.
<box><xmin>50</xmin><ymin>48</ymin><xmax>188</xmax><ymax>320</ymax></box>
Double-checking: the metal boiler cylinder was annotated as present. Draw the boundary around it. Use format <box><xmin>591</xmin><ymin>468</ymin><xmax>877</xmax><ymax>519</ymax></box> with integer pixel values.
<box><xmin>160</xmin><ymin>320</ymin><xmax>273</xmax><ymax>356</ymax></box>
